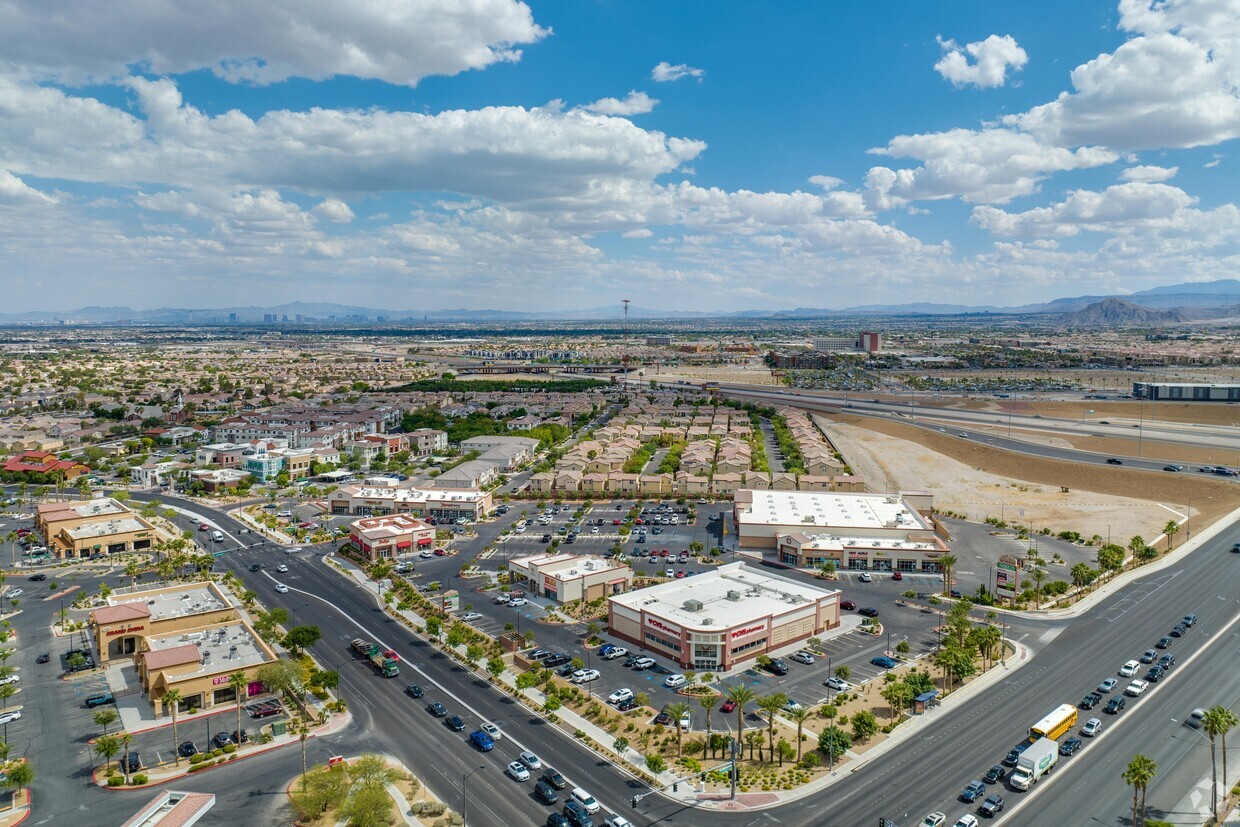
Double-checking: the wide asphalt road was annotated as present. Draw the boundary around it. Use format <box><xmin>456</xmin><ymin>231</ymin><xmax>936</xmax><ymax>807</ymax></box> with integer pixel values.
<box><xmin>138</xmin><ymin>492</ymin><xmax>1240</xmax><ymax>827</ymax></box>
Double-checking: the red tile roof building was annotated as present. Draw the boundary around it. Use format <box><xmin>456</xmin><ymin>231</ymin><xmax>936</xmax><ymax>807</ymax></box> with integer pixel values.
<box><xmin>2</xmin><ymin>450</ymin><xmax>90</xmax><ymax>478</ymax></box>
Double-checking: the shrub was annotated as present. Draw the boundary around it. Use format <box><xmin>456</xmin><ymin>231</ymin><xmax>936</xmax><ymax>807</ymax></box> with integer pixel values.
<box><xmin>189</xmin><ymin>753</ymin><xmax>206</xmax><ymax>764</ymax></box>
<box><xmin>223</xmin><ymin>744</ymin><xmax>238</xmax><ymax>754</ymax></box>
<box><xmin>132</xmin><ymin>773</ymin><xmax>148</xmax><ymax>785</ymax></box>
<box><xmin>574</xmin><ymin>729</ymin><xmax>587</xmax><ymax>739</ymax></box>
<box><xmin>107</xmin><ymin>776</ymin><xmax>125</xmax><ymax>786</ymax></box>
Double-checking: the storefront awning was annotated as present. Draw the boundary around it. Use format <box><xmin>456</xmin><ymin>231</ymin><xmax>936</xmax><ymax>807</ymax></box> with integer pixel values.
<box><xmin>396</xmin><ymin>541</ymin><xmax>413</xmax><ymax>549</ymax></box>
<box><xmin>417</xmin><ymin>537</ymin><xmax>433</xmax><ymax>546</ymax></box>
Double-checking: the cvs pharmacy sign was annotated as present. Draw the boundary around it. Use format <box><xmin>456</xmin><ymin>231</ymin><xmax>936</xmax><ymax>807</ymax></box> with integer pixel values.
<box><xmin>730</xmin><ymin>623</ymin><xmax>766</xmax><ymax>640</ymax></box>
<box><xmin>646</xmin><ymin>617</ymin><xmax>680</xmax><ymax>636</ymax></box>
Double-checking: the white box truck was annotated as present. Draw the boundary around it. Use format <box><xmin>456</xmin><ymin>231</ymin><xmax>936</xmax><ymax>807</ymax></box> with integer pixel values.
<box><xmin>1011</xmin><ymin>737</ymin><xmax>1057</xmax><ymax>790</ymax></box>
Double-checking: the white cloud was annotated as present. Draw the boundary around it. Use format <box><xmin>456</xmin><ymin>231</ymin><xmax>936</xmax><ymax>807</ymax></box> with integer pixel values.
<box><xmin>1120</xmin><ymin>164</ymin><xmax>1178</xmax><ymax>182</ymax></box>
<box><xmin>934</xmin><ymin>34</ymin><xmax>1028</xmax><ymax>89</ymax></box>
<box><xmin>808</xmin><ymin>175</ymin><xmax>844</xmax><ymax>191</ymax></box>
<box><xmin>651</xmin><ymin>61</ymin><xmax>705</xmax><ymax>82</ymax></box>
<box><xmin>582</xmin><ymin>90</ymin><xmax>658</xmax><ymax>116</ymax></box>
<box><xmin>865</xmin><ymin>128</ymin><xmax>1117</xmax><ymax>207</ymax></box>
<box><xmin>1007</xmin><ymin>3</ymin><xmax>1240</xmax><ymax>151</ymax></box>
<box><xmin>0</xmin><ymin>168</ymin><xmax>55</xmax><ymax>204</ymax></box>
<box><xmin>314</xmin><ymin>198</ymin><xmax>355</xmax><ymax>223</ymax></box>
<box><xmin>0</xmin><ymin>0</ymin><xmax>548</xmax><ymax>86</ymax></box>
<box><xmin>622</xmin><ymin>228</ymin><xmax>653</xmax><ymax>238</ymax></box>
<box><xmin>968</xmin><ymin>182</ymin><xmax>1240</xmax><ymax>245</ymax></box>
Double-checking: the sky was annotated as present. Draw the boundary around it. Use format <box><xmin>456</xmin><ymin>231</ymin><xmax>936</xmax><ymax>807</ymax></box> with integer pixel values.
<box><xmin>1</xmin><ymin>0</ymin><xmax>1239</xmax><ymax>314</ymax></box>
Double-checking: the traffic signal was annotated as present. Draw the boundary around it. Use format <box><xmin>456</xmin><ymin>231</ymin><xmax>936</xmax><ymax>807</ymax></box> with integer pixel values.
<box><xmin>631</xmin><ymin>796</ymin><xmax>638</xmax><ymax>809</ymax></box>
<box><xmin>672</xmin><ymin>782</ymin><xmax>678</xmax><ymax>792</ymax></box>
<box><xmin>699</xmin><ymin>772</ymin><xmax>706</xmax><ymax>782</ymax></box>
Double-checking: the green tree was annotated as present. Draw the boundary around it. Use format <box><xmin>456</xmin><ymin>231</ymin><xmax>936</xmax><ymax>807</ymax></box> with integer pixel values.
<box><xmin>834</xmin><ymin>664</ymin><xmax>851</xmax><ymax>682</ymax></box>
<box><xmin>283</xmin><ymin>625</ymin><xmax>322</xmax><ymax>654</ymax></box>
<box><xmin>755</xmin><ymin>693</ymin><xmax>788</xmax><ymax>763</ymax></box>
<box><xmin>340</xmin><ymin>775</ymin><xmax>393</xmax><ymax>827</ymax></box>
<box><xmin>645</xmin><ymin>753</ymin><xmax>666</xmax><ymax>775</ymax></box>
<box><xmin>1208</xmin><ymin>705</ymin><xmax>1237</xmax><ymax>820</ymax></box>
<box><xmin>94</xmin><ymin>734</ymin><xmax>120</xmax><ymax>772</ymax></box>
<box><xmin>0</xmin><ymin>758</ymin><xmax>33</xmax><ymax>805</ymax></box>
<box><xmin>162</xmin><ymin>688</ymin><xmax>183</xmax><ymax>764</ymax></box>
<box><xmin>1097</xmin><ymin>543</ymin><xmax>1125</xmax><ymax>572</ymax></box>
<box><xmin>229</xmin><ymin>671</ymin><xmax>249</xmax><ymax>751</ymax></box>
<box><xmin>881</xmin><ymin>681</ymin><xmax>913</xmax><ymax>722</ymax></box>
<box><xmin>93</xmin><ymin>707</ymin><xmax>119</xmax><ymax>736</ymax></box>
<box><xmin>1070</xmin><ymin>562</ymin><xmax>1094</xmax><ymax>589</ymax></box>
<box><xmin>613</xmin><ymin>737</ymin><xmax>630</xmax><ymax>755</ymax></box>
<box><xmin>1162</xmin><ymin>520</ymin><xmax>1179</xmax><ymax>550</ymax></box>
<box><xmin>119</xmin><ymin>731</ymin><xmax>134</xmax><ymax>783</ymax></box>
<box><xmin>1128</xmin><ymin>535</ymin><xmax>1146</xmax><ymax>559</ymax></box>
<box><xmin>1029</xmin><ymin>568</ymin><xmax>1048</xmax><ymax>608</ymax></box>
<box><xmin>1122</xmin><ymin>753</ymin><xmax>1157</xmax><ymax>827</ymax></box>
<box><xmin>1202</xmin><ymin>705</ymin><xmax>1238</xmax><ymax>822</ymax></box>
<box><xmin>817</xmin><ymin>726</ymin><xmax>851</xmax><ymax>761</ymax></box>
<box><xmin>850</xmin><ymin>709</ymin><xmax>878</xmax><ymax>742</ymax></box>
<box><xmin>698</xmin><ymin>694</ymin><xmax>719</xmax><ymax>758</ymax></box>
<box><xmin>486</xmin><ymin>656</ymin><xmax>506</xmax><ymax>680</ymax></box>
<box><xmin>787</xmin><ymin>706</ymin><xmax>812</xmax><ymax>760</ymax></box>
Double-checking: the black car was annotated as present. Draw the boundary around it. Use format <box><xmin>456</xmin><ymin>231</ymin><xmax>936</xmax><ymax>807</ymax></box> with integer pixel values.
<box><xmin>1158</xmin><ymin>653</ymin><xmax>1175</xmax><ymax>669</ymax></box>
<box><xmin>530</xmin><ymin>649</ymin><xmax>552</xmax><ymax>660</ymax></box>
<box><xmin>1145</xmin><ymin>665</ymin><xmax>1164</xmax><ymax>682</ymax></box>
<box><xmin>858</xmin><ymin>607</ymin><xmax>880</xmax><ymax>618</ymax></box>
<box><xmin>1105</xmin><ymin>696</ymin><xmax>1126</xmax><ymax>714</ymax></box>
<box><xmin>541</xmin><ymin>768</ymin><xmax>568</xmax><ymax>790</ymax></box>
<box><xmin>764</xmin><ymin>660</ymin><xmax>789</xmax><ymax>676</ymax></box>
<box><xmin>546</xmin><ymin>814</ymin><xmax>570</xmax><ymax>827</ymax></box>
<box><xmin>653</xmin><ymin>707</ymin><xmax>673</xmax><ymax>726</ymax></box>
<box><xmin>120</xmin><ymin>752</ymin><xmax>142</xmax><ymax>773</ymax></box>
<box><xmin>27</xmin><ymin>573</ymin><xmax>46</xmax><ymax>581</ymax></box>
<box><xmin>555</xmin><ymin>664</ymin><xmax>576</xmax><ymax>678</ymax></box>
<box><xmin>177</xmin><ymin>741</ymin><xmax>199</xmax><ymax>758</ymax></box>
<box><xmin>1156</xmin><ymin>636</ymin><xmax>1172</xmax><ymax>649</ymax></box>
<box><xmin>35</xmin><ymin>653</ymin><xmax>49</xmax><ymax>664</ymax></box>
<box><xmin>249</xmin><ymin>564</ymin><xmax>262</xmax><ymax>572</ymax></box>
<box><xmin>231</xmin><ymin>729</ymin><xmax>249</xmax><ymax>745</ymax></box>
<box><xmin>405</xmin><ymin>684</ymin><xmax>424</xmax><ymax>699</ymax></box>
<box><xmin>427</xmin><ymin>702</ymin><xmax>447</xmax><ymax>717</ymax></box>
<box><xmin>534</xmin><ymin>779</ymin><xmax>559</xmax><ymax>805</ymax></box>
<box><xmin>1080</xmin><ymin>692</ymin><xmax>1101</xmax><ymax>710</ymax></box>
<box><xmin>1106</xmin><ymin>458</ymin><xmax>1123</xmax><ymax>465</ymax></box>
<box><xmin>983</xmin><ymin>765</ymin><xmax>1007</xmax><ymax>784</ymax></box>
<box><xmin>543</xmin><ymin>654</ymin><xmax>572</xmax><ymax>668</ymax></box>
<box><xmin>1059</xmin><ymin>737</ymin><xmax>1083</xmax><ymax>756</ymax></box>
<box><xmin>1003</xmin><ymin>743</ymin><xmax>1030</xmax><ymax>767</ymax></box>
<box><xmin>445</xmin><ymin>715</ymin><xmax>466</xmax><ymax>731</ymax></box>
<box><xmin>1140</xmin><ymin>649</ymin><xmax>1157</xmax><ymax>664</ymax></box>
<box><xmin>616</xmin><ymin>698</ymin><xmax>636</xmax><ymax>712</ymax></box>
<box><xmin>623</xmin><ymin>655</ymin><xmax>642</xmax><ymax>667</ymax></box>
<box><xmin>1171</xmin><ymin>625</ymin><xmax>1186</xmax><ymax>637</ymax></box>
<box><xmin>980</xmin><ymin>793</ymin><xmax>1005</xmax><ymax>817</ymax></box>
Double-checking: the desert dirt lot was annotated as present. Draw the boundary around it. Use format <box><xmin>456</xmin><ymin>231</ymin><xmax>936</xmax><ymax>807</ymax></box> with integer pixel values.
<box><xmin>816</xmin><ymin>414</ymin><xmax>1240</xmax><ymax>541</ymax></box>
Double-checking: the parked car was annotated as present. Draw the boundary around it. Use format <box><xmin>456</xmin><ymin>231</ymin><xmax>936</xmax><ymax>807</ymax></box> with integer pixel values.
<box><xmin>663</xmin><ymin>674</ymin><xmax>687</xmax><ymax>688</ymax></box>
<box><xmin>790</xmin><ymin>651</ymin><xmax>815</xmax><ymax>665</ymax></box>
<box><xmin>178</xmin><ymin>741</ymin><xmax>199</xmax><ymax>758</ymax></box>
<box><xmin>120</xmin><ymin>752</ymin><xmax>142</xmax><ymax>773</ymax></box>
<box><xmin>858</xmin><ymin>572</ymin><xmax>872</xmax><ymax>583</ymax></box>
<box><xmin>871</xmin><ymin>656</ymin><xmax>898</xmax><ymax>669</ymax></box>
<box><xmin>858</xmin><ymin>607</ymin><xmax>880</xmax><ymax>618</ymax></box>
<box><xmin>608</xmin><ymin>688</ymin><xmax>634</xmax><ymax>705</ymax></box>
<box><xmin>211</xmin><ymin>732</ymin><xmax>234</xmax><ymax>749</ymax></box>
<box><xmin>826</xmin><ymin>677</ymin><xmax>850</xmax><ymax>692</ymax></box>
<box><xmin>85</xmin><ymin>692</ymin><xmax>114</xmax><ymax>708</ymax></box>
<box><xmin>764</xmin><ymin>659</ymin><xmax>789</xmax><ymax>676</ymax></box>
<box><xmin>571</xmin><ymin>669</ymin><xmax>600</xmax><ymax>684</ymax></box>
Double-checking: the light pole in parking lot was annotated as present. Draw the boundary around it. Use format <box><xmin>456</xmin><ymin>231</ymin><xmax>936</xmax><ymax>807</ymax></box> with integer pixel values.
<box><xmin>462</xmin><ymin>765</ymin><xmax>486</xmax><ymax>827</ymax></box>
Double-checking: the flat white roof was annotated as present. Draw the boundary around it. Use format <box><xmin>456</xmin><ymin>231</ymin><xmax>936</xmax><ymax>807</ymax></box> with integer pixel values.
<box><xmin>67</xmin><ymin>516</ymin><xmax>151</xmax><ymax>540</ymax></box>
<box><xmin>609</xmin><ymin>562</ymin><xmax>837</xmax><ymax>631</ymax></box>
<box><xmin>111</xmin><ymin>583</ymin><xmax>230</xmax><ymax>621</ymax></box>
<box><xmin>147</xmin><ymin>621</ymin><xmax>272</xmax><ymax>675</ymax></box>
<box><xmin>737</xmin><ymin>490</ymin><xmax>929</xmax><ymax>531</ymax></box>
<box><xmin>788</xmin><ymin>533</ymin><xmax>942</xmax><ymax>552</ymax></box>
<box><xmin>342</xmin><ymin>484</ymin><xmax>486</xmax><ymax>503</ymax></box>
<box><xmin>511</xmin><ymin>553</ymin><xmax>623</xmax><ymax>579</ymax></box>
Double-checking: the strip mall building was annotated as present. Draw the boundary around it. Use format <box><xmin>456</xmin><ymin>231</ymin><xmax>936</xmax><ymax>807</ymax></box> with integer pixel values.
<box><xmin>607</xmin><ymin>562</ymin><xmax>839</xmax><ymax>671</ymax></box>
<box><xmin>349</xmin><ymin>514</ymin><xmax>436</xmax><ymax>562</ymax></box>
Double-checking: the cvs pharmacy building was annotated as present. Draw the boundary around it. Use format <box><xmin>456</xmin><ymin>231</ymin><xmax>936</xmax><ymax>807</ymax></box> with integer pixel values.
<box><xmin>607</xmin><ymin>562</ymin><xmax>840</xmax><ymax>671</ymax></box>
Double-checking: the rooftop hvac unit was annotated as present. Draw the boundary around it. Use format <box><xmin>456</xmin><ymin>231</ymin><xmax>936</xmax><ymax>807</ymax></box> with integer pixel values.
<box><xmin>683</xmin><ymin>599</ymin><xmax>703</xmax><ymax>612</ymax></box>
<box><xmin>725</xmin><ymin>590</ymin><xmax>742</xmax><ymax>601</ymax></box>
<box><xmin>702</xmin><ymin>617</ymin><xmax>714</xmax><ymax>626</ymax></box>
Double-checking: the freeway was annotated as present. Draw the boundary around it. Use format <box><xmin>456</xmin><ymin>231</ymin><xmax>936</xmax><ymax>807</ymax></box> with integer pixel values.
<box><xmin>134</xmin><ymin>492</ymin><xmax>1240</xmax><ymax>827</ymax></box>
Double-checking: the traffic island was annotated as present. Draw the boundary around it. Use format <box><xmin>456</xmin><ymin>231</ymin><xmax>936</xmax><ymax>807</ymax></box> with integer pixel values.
<box><xmin>287</xmin><ymin>754</ymin><xmax>460</xmax><ymax>827</ymax></box>
<box><xmin>0</xmin><ymin>787</ymin><xmax>31</xmax><ymax>827</ymax></box>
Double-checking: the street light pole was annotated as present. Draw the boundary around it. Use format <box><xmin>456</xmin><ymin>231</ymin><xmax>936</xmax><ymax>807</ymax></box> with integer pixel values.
<box><xmin>462</xmin><ymin>765</ymin><xmax>485</xmax><ymax>827</ymax></box>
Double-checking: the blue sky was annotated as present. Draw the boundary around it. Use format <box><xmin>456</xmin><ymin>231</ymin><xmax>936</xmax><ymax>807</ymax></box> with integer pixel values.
<box><xmin>0</xmin><ymin>0</ymin><xmax>1237</xmax><ymax>313</ymax></box>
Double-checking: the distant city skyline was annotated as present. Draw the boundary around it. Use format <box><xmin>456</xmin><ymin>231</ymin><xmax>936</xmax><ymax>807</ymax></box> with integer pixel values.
<box><xmin>1</xmin><ymin>1</ymin><xmax>1238</xmax><ymax>312</ymax></box>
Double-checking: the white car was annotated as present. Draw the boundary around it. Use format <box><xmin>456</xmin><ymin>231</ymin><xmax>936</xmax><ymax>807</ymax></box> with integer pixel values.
<box><xmin>826</xmin><ymin>677</ymin><xmax>850</xmax><ymax>692</ymax></box>
<box><xmin>1119</xmin><ymin>660</ymin><xmax>1140</xmax><ymax>677</ymax></box>
<box><xmin>274</xmin><ymin>583</ymin><xmax>289</xmax><ymax>594</ymax></box>
<box><xmin>790</xmin><ymin>651</ymin><xmax>815</xmax><ymax>665</ymax></box>
<box><xmin>571</xmin><ymin>669</ymin><xmax>600</xmax><ymax>684</ymax></box>
<box><xmin>858</xmin><ymin>572</ymin><xmax>873</xmax><ymax>583</ymax></box>
<box><xmin>284</xmin><ymin>547</ymin><xmax>301</xmax><ymax>555</ymax></box>
<box><xmin>665</xmin><ymin>568</ymin><xmax>675</xmax><ymax>578</ymax></box>
<box><xmin>1125</xmin><ymin>679</ymin><xmax>1149</xmax><ymax>697</ymax></box>
<box><xmin>506</xmin><ymin>761</ymin><xmax>530</xmax><ymax>781</ymax></box>
<box><xmin>679</xmin><ymin>711</ymin><xmax>691</xmax><ymax>730</ymax></box>
<box><xmin>953</xmin><ymin>816</ymin><xmax>978</xmax><ymax>827</ymax></box>
<box><xmin>508</xmin><ymin>597</ymin><xmax>528</xmax><ymax>607</ymax></box>
<box><xmin>420</xmin><ymin>549</ymin><xmax>434</xmax><ymax>559</ymax></box>
<box><xmin>0</xmin><ymin>674</ymin><xmax>18</xmax><ymax>686</ymax></box>
<box><xmin>481</xmin><ymin>722</ymin><xmax>503</xmax><ymax>740</ymax></box>
<box><xmin>493</xmin><ymin>594</ymin><xmax>511</xmax><ymax>604</ymax></box>
<box><xmin>605</xmin><ymin>817</ymin><xmax>634</xmax><ymax>827</ymax></box>
<box><xmin>0</xmin><ymin>710</ymin><xmax>20</xmax><ymax>724</ymax></box>
<box><xmin>1082</xmin><ymin>717</ymin><xmax>1103</xmax><ymax>736</ymax></box>
<box><xmin>663</xmin><ymin>674</ymin><xmax>687</xmax><ymax>688</ymax></box>
<box><xmin>4</xmin><ymin>589</ymin><xmax>21</xmax><ymax>598</ymax></box>
<box><xmin>783</xmin><ymin>698</ymin><xmax>804</xmax><ymax>713</ymax></box>
<box><xmin>518</xmin><ymin>750</ymin><xmax>543</xmax><ymax>770</ymax></box>
<box><xmin>276</xmin><ymin>564</ymin><xmax>289</xmax><ymax>573</ymax></box>
<box><xmin>600</xmin><ymin>647</ymin><xmax>628</xmax><ymax>660</ymax></box>
<box><xmin>571</xmin><ymin>788</ymin><xmax>601</xmax><ymax>814</ymax></box>
<box><xmin>921</xmin><ymin>814</ymin><xmax>946</xmax><ymax>827</ymax></box>
<box><xmin>608</xmin><ymin>688</ymin><xmax>634</xmax><ymax>705</ymax></box>
<box><xmin>459</xmin><ymin>612</ymin><xmax>483</xmax><ymax>622</ymax></box>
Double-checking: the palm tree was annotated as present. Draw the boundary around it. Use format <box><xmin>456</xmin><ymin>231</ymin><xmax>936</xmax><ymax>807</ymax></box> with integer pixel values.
<box><xmin>1207</xmin><ymin>705</ymin><xmax>1237</xmax><ymax>820</ymax></box>
<box><xmin>939</xmin><ymin>554</ymin><xmax>957</xmax><ymax>597</ymax></box>
<box><xmin>1029</xmin><ymin>568</ymin><xmax>1047</xmax><ymax>609</ymax></box>
<box><xmin>1162</xmin><ymin>520</ymin><xmax>1179</xmax><ymax>550</ymax></box>
<box><xmin>1202</xmin><ymin>706</ymin><xmax>1237</xmax><ymax>822</ymax></box>
<box><xmin>3</xmin><ymin>532</ymin><xmax>16</xmax><ymax>568</ymax></box>
<box><xmin>124</xmin><ymin>559</ymin><xmax>143</xmax><ymax>589</ymax></box>
<box><xmin>162</xmin><ymin>688</ymin><xmax>183</xmax><ymax>764</ymax></box>
<box><xmin>787</xmin><ymin>706</ymin><xmax>811</xmax><ymax>760</ymax></box>
<box><xmin>119</xmin><ymin>731</ymin><xmax>134</xmax><ymax>784</ymax></box>
<box><xmin>725</xmin><ymin>684</ymin><xmax>756</xmax><ymax>758</ymax></box>
<box><xmin>229</xmin><ymin>671</ymin><xmax>249</xmax><ymax>749</ymax></box>
<box><xmin>755</xmin><ymin>693</ymin><xmax>787</xmax><ymax>763</ymax></box>
<box><xmin>698</xmin><ymin>694</ymin><xmax>719</xmax><ymax>758</ymax></box>
<box><xmin>1122</xmin><ymin>753</ymin><xmax>1157</xmax><ymax>827</ymax></box>
<box><xmin>666</xmin><ymin>701</ymin><xmax>690</xmax><ymax>757</ymax></box>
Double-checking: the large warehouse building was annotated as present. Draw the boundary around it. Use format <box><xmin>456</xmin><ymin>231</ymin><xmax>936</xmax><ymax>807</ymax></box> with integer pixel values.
<box><xmin>1132</xmin><ymin>381</ymin><xmax>1240</xmax><ymax>401</ymax></box>
<box><xmin>733</xmin><ymin>488</ymin><xmax>937</xmax><ymax>549</ymax></box>
<box><xmin>607</xmin><ymin>562</ymin><xmax>840</xmax><ymax>671</ymax></box>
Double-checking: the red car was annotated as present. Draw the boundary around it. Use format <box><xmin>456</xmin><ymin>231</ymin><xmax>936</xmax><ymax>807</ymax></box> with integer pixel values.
<box><xmin>841</xmin><ymin>600</ymin><xmax>857</xmax><ymax>611</ymax></box>
<box><xmin>613</xmin><ymin>519</ymin><xmax>621</xmax><ymax>525</ymax></box>
<box><xmin>198</xmin><ymin>523</ymin><xmax>209</xmax><ymax>531</ymax></box>
<box><xmin>15</xmin><ymin>529</ymin><xmax>30</xmax><ymax>537</ymax></box>
<box><xmin>634</xmin><ymin>519</ymin><xmax>644</xmax><ymax>525</ymax></box>
<box><xmin>660</xmin><ymin>549</ymin><xmax>670</xmax><ymax>557</ymax></box>
<box><xmin>434</xmin><ymin>548</ymin><xmax>447</xmax><ymax>556</ymax></box>
<box><xmin>891</xmin><ymin>572</ymin><xmax>903</xmax><ymax>581</ymax></box>
<box><xmin>720</xmin><ymin>699</ymin><xmax>737</xmax><ymax>713</ymax></box>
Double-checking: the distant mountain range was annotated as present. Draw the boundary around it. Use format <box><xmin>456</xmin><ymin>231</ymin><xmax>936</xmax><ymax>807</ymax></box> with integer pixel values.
<box><xmin>5</xmin><ymin>279</ymin><xmax>1240</xmax><ymax>325</ymax></box>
